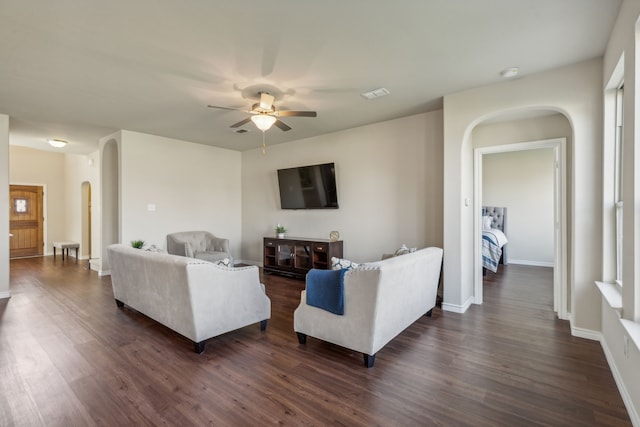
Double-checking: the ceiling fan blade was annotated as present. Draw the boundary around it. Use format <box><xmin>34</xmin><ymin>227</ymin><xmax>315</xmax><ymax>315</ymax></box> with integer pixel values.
<box><xmin>273</xmin><ymin>119</ymin><xmax>292</xmax><ymax>131</ymax></box>
<box><xmin>259</xmin><ymin>92</ymin><xmax>275</xmax><ymax>110</ymax></box>
<box><xmin>208</xmin><ymin>105</ymin><xmax>245</xmax><ymax>112</ymax></box>
<box><xmin>230</xmin><ymin>117</ymin><xmax>252</xmax><ymax>128</ymax></box>
<box><xmin>275</xmin><ymin>110</ymin><xmax>317</xmax><ymax>117</ymax></box>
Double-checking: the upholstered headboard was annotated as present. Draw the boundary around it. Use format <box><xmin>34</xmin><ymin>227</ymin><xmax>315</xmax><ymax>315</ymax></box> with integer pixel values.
<box><xmin>482</xmin><ymin>206</ymin><xmax>506</xmax><ymax>233</ymax></box>
<box><xmin>482</xmin><ymin>206</ymin><xmax>507</xmax><ymax>264</ymax></box>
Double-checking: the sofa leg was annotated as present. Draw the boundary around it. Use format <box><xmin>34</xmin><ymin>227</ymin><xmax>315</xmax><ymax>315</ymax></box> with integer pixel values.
<box><xmin>115</xmin><ymin>299</ymin><xmax>124</xmax><ymax>308</ymax></box>
<box><xmin>296</xmin><ymin>332</ymin><xmax>307</xmax><ymax>344</ymax></box>
<box><xmin>260</xmin><ymin>319</ymin><xmax>268</xmax><ymax>331</ymax></box>
<box><xmin>363</xmin><ymin>353</ymin><xmax>376</xmax><ymax>368</ymax></box>
<box><xmin>194</xmin><ymin>341</ymin><xmax>205</xmax><ymax>354</ymax></box>
<box><xmin>426</xmin><ymin>308</ymin><xmax>433</xmax><ymax>317</ymax></box>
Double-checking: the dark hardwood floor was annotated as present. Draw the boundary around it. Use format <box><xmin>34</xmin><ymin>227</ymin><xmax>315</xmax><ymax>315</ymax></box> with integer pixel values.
<box><xmin>0</xmin><ymin>258</ymin><xmax>631</xmax><ymax>426</ymax></box>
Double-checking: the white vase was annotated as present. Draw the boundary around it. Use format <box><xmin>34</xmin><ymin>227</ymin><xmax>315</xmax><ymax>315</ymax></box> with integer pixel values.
<box><xmin>277</xmin><ymin>233</ymin><xmax>285</xmax><ymax>238</ymax></box>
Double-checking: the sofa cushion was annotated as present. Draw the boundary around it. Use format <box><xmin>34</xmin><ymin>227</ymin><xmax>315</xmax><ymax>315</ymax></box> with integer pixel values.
<box><xmin>331</xmin><ymin>257</ymin><xmax>359</xmax><ymax>270</ymax></box>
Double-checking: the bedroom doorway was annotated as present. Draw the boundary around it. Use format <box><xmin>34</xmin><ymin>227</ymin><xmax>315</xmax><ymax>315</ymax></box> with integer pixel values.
<box><xmin>473</xmin><ymin>137</ymin><xmax>567</xmax><ymax>320</ymax></box>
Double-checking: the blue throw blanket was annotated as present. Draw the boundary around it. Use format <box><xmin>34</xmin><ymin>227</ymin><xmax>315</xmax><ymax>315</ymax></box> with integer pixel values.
<box><xmin>306</xmin><ymin>269</ymin><xmax>347</xmax><ymax>315</ymax></box>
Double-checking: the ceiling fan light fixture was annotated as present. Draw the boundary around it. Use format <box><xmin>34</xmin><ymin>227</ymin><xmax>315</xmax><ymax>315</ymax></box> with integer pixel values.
<box><xmin>48</xmin><ymin>138</ymin><xmax>67</xmax><ymax>148</ymax></box>
<box><xmin>251</xmin><ymin>114</ymin><xmax>277</xmax><ymax>131</ymax></box>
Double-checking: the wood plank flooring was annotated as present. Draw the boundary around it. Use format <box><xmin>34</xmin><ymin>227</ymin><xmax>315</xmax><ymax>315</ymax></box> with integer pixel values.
<box><xmin>0</xmin><ymin>258</ymin><xmax>631</xmax><ymax>426</ymax></box>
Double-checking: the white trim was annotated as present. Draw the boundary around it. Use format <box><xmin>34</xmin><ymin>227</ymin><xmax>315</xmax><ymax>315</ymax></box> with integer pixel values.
<box><xmin>570</xmin><ymin>326</ymin><xmax>601</xmax><ymax>341</ymax></box>
<box><xmin>442</xmin><ymin>296</ymin><xmax>473</xmax><ymax>313</ymax></box>
<box><xmin>507</xmin><ymin>259</ymin><xmax>554</xmax><ymax>267</ymax></box>
<box><xmin>474</xmin><ymin>137</ymin><xmax>567</xmax><ymax>320</ymax></box>
<box><xmin>600</xmin><ymin>332</ymin><xmax>640</xmax><ymax>427</ymax></box>
<box><xmin>0</xmin><ymin>290</ymin><xmax>11</xmax><ymax>299</ymax></box>
<box><xmin>98</xmin><ymin>269</ymin><xmax>111</xmax><ymax>277</ymax></box>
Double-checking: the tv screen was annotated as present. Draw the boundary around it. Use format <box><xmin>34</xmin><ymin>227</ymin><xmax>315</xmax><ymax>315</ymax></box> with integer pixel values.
<box><xmin>277</xmin><ymin>162</ymin><xmax>339</xmax><ymax>209</ymax></box>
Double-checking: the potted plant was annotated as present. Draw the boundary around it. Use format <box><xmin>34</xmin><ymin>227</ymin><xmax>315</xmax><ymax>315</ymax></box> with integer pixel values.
<box><xmin>131</xmin><ymin>240</ymin><xmax>145</xmax><ymax>249</ymax></box>
<box><xmin>275</xmin><ymin>225</ymin><xmax>287</xmax><ymax>238</ymax></box>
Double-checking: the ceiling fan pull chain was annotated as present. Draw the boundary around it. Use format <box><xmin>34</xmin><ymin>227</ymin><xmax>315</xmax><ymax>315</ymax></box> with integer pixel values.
<box><xmin>262</xmin><ymin>131</ymin><xmax>266</xmax><ymax>155</ymax></box>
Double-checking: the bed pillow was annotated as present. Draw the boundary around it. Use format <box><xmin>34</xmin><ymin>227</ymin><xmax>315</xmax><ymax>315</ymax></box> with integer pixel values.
<box><xmin>483</xmin><ymin>216</ymin><xmax>493</xmax><ymax>230</ymax></box>
<box><xmin>331</xmin><ymin>257</ymin><xmax>359</xmax><ymax>270</ymax></box>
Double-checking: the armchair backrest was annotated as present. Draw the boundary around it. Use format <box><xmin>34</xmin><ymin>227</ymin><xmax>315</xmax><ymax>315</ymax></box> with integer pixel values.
<box><xmin>167</xmin><ymin>231</ymin><xmax>214</xmax><ymax>257</ymax></box>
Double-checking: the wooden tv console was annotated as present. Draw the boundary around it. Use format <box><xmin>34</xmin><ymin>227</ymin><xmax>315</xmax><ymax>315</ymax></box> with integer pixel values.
<box><xmin>263</xmin><ymin>237</ymin><xmax>343</xmax><ymax>278</ymax></box>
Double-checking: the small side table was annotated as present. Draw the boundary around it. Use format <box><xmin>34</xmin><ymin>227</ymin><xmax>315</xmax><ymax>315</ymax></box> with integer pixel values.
<box><xmin>53</xmin><ymin>241</ymin><xmax>80</xmax><ymax>260</ymax></box>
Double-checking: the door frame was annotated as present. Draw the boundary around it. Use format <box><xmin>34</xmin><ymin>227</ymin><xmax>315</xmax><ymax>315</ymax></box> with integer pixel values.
<box><xmin>9</xmin><ymin>182</ymin><xmax>48</xmax><ymax>257</ymax></box>
<box><xmin>473</xmin><ymin>137</ymin><xmax>568</xmax><ymax>320</ymax></box>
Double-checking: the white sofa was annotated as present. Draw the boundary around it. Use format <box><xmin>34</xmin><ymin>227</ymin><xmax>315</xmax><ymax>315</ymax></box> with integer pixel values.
<box><xmin>294</xmin><ymin>247</ymin><xmax>443</xmax><ymax>367</ymax></box>
<box><xmin>107</xmin><ymin>244</ymin><xmax>270</xmax><ymax>353</ymax></box>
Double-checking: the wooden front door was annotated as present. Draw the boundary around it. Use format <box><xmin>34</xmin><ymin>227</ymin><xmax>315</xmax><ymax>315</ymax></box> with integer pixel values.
<box><xmin>9</xmin><ymin>185</ymin><xmax>44</xmax><ymax>258</ymax></box>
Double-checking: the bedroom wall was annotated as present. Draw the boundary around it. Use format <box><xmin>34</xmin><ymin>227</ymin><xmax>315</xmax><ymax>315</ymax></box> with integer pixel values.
<box><xmin>482</xmin><ymin>149</ymin><xmax>554</xmax><ymax>266</ymax></box>
<box><xmin>117</xmin><ymin>130</ymin><xmax>242</xmax><ymax>260</ymax></box>
<box><xmin>9</xmin><ymin>145</ymin><xmax>67</xmax><ymax>254</ymax></box>
<box><xmin>240</xmin><ymin>110</ymin><xmax>444</xmax><ymax>265</ymax></box>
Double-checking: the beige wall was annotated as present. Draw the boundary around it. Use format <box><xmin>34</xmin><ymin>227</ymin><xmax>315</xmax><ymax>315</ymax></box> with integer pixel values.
<box><xmin>118</xmin><ymin>130</ymin><xmax>242</xmax><ymax>259</ymax></box>
<box><xmin>9</xmin><ymin>146</ymin><xmax>67</xmax><ymax>253</ymax></box>
<box><xmin>240</xmin><ymin>110</ymin><xmax>443</xmax><ymax>264</ymax></box>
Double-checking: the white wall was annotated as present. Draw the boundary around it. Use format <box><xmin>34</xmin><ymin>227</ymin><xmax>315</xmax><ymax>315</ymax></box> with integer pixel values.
<box><xmin>240</xmin><ymin>110</ymin><xmax>444</xmax><ymax>264</ymax></box>
<box><xmin>118</xmin><ymin>130</ymin><xmax>242</xmax><ymax>259</ymax></box>
<box><xmin>482</xmin><ymin>149</ymin><xmax>555</xmax><ymax>266</ymax></box>
<box><xmin>599</xmin><ymin>0</ymin><xmax>640</xmax><ymax>422</ymax></box>
<box><xmin>0</xmin><ymin>114</ymin><xmax>9</xmax><ymax>298</ymax></box>
<box><xmin>443</xmin><ymin>58</ymin><xmax>603</xmax><ymax>331</ymax></box>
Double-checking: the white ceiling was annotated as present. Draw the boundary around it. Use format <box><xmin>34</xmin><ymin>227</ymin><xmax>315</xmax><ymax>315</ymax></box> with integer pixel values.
<box><xmin>0</xmin><ymin>0</ymin><xmax>621</xmax><ymax>154</ymax></box>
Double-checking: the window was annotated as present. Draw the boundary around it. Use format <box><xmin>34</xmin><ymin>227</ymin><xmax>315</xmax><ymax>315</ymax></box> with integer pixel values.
<box><xmin>614</xmin><ymin>85</ymin><xmax>624</xmax><ymax>285</ymax></box>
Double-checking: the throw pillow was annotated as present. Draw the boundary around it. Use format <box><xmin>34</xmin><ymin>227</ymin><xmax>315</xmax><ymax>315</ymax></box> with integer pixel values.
<box><xmin>215</xmin><ymin>258</ymin><xmax>231</xmax><ymax>266</ymax></box>
<box><xmin>331</xmin><ymin>257</ymin><xmax>359</xmax><ymax>270</ymax></box>
<box><xmin>394</xmin><ymin>244</ymin><xmax>410</xmax><ymax>256</ymax></box>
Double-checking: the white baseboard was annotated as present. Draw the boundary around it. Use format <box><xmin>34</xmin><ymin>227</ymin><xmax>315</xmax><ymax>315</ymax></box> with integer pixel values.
<box><xmin>0</xmin><ymin>290</ymin><xmax>11</xmax><ymax>299</ymax></box>
<box><xmin>508</xmin><ymin>259</ymin><xmax>554</xmax><ymax>268</ymax></box>
<box><xmin>571</xmin><ymin>325</ymin><xmax>601</xmax><ymax>341</ymax></box>
<box><xmin>600</xmin><ymin>335</ymin><xmax>640</xmax><ymax>427</ymax></box>
<box><xmin>442</xmin><ymin>296</ymin><xmax>473</xmax><ymax>314</ymax></box>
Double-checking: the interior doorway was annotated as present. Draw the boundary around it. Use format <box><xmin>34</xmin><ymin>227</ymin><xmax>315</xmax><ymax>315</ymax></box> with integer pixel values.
<box><xmin>9</xmin><ymin>184</ymin><xmax>44</xmax><ymax>258</ymax></box>
<box><xmin>473</xmin><ymin>138</ymin><xmax>568</xmax><ymax>320</ymax></box>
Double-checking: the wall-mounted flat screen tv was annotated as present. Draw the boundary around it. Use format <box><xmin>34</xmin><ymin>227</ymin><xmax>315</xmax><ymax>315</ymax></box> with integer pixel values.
<box><xmin>277</xmin><ymin>162</ymin><xmax>339</xmax><ymax>209</ymax></box>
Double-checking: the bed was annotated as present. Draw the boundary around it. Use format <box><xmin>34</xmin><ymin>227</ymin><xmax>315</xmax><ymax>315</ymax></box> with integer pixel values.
<box><xmin>482</xmin><ymin>206</ymin><xmax>508</xmax><ymax>273</ymax></box>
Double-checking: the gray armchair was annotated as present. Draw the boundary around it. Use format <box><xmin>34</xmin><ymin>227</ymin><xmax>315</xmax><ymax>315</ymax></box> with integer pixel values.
<box><xmin>166</xmin><ymin>231</ymin><xmax>233</xmax><ymax>265</ymax></box>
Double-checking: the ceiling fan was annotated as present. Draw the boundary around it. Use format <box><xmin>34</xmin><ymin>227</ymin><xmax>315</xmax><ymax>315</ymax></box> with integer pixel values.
<box><xmin>208</xmin><ymin>92</ymin><xmax>317</xmax><ymax>132</ymax></box>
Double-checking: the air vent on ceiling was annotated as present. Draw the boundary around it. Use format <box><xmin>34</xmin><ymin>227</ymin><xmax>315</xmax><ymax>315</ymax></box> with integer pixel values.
<box><xmin>361</xmin><ymin>87</ymin><xmax>390</xmax><ymax>100</ymax></box>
